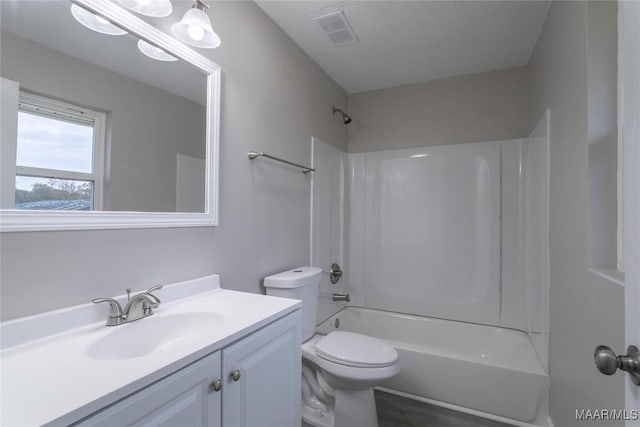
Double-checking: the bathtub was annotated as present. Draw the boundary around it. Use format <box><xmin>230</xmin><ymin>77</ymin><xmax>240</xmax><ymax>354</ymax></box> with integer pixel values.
<box><xmin>316</xmin><ymin>307</ymin><xmax>550</xmax><ymax>427</ymax></box>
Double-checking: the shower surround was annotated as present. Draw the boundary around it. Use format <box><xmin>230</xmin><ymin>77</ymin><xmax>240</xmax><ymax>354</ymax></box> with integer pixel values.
<box><xmin>311</xmin><ymin>112</ymin><xmax>550</xmax><ymax>426</ymax></box>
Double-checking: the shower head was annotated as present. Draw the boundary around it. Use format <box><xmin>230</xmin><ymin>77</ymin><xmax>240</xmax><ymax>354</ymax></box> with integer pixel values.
<box><xmin>332</xmin><ymin>107</ymin><xmax>352</xmax><ymax>125</ymax></box>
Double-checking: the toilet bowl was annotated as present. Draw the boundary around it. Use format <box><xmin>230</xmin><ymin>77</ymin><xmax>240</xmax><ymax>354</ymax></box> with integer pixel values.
<box><xmin>264</xmin><ymin>267</ymin><xmax>400</xmax><ymax>427</ymax></box>
<box><xmin>302</xmin><ymin>332</ymin><xmax>399</xmax><ymax>427</ymax></box>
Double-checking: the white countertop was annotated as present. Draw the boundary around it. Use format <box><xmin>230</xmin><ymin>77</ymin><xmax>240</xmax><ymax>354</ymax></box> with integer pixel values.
<box><xmin>0</xmin><ymin>275</ymin><xmax>300</xmax><ymax>426</ymax></box>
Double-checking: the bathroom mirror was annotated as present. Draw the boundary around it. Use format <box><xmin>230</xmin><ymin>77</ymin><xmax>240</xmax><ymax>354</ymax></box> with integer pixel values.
<box><xmin>0</xmin><ymin>0</ymin><xmax>220</xmax><ymax>231</ymax></box>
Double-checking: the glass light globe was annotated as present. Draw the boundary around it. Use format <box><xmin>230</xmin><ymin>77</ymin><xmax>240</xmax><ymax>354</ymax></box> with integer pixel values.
<box><xmin>137</xmin><ymin>39</ymin><xmax>178</xmax><ymax>62</ymax></box>
<box><xmin>70</xmin><ymin>4</ymin><xmax>127</xmax><ymax>36</ymax></box>
<box><xmin>117</xmin><ymin>0</ymin><xmax>173</xmax><ymax>18</ymax></box>
<box><xmin>171</xmin><ymin>6</ymin><xmax>221</xmax><ymax>49</ymax></box>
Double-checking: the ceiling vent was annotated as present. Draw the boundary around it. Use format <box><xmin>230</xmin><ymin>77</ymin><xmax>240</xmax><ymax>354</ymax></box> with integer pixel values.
<box><xmin>313</xmin><ymin>10</ymin><xmax>359</xmax><ymax>47</ymax></box>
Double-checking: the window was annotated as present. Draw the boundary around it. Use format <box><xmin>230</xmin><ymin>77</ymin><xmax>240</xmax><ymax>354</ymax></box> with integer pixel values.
<box><xmin>15</xmin><ymin>92</ymin><xmax>105</xmax><ymax>211</ymax></box>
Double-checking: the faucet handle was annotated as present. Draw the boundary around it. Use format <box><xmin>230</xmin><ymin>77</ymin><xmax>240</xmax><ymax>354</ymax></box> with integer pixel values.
<box><xmin>145</xmin><ymin>284</ymin><xmax>163</xmax><ymax>295</ymax></box>
<box><xmin>92</xmin><ymin>297</ymin><xmax>123</xmax><ymax>326</ymax></box>
<box><xmin>142</xmin><ymin>285</ymin><xmax>163</xmax><ymax>315</ymax></box>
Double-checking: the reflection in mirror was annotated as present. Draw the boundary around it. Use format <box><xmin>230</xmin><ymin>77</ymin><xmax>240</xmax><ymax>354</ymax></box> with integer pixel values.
<box><xmin>1</xmin><ymin>0</ymin><xmax>208</xmax><ymax>213</ymax></box>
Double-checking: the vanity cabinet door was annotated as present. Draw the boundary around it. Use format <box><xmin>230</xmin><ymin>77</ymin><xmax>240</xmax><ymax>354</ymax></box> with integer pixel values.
<box><xmin>222</xmin><ymin>311</ymin><xmax>301</xmax><ymax>427</ymax></box>
<box><xmin>75</xmin><ymin>351</ymin><xmax>222</xmax><ymax>427</ymax></box>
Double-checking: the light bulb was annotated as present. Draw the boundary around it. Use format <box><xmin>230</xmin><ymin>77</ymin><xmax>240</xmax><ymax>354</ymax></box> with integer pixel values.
<box><xmin>187</xmin><ymin>25</ymin><xmax>205</xmax><ymax>41</ymax></box>
<box><xmin>95</xmin><ymin>15</ymin><xmax>109</xmax><ymax>25</ymax></box>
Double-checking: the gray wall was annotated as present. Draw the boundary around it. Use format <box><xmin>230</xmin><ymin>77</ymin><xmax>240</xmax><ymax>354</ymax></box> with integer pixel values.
<box><xmin>529</xmin><ymin>2</ymin><xmax>625</xmax><ymax>425</ymax></box>
<box><xmin>0</xmin><ymin>1</ymin><xmax>347</xmax><ymax>320</ymax></box>
<box><xmin>347</xmin><ymin>65</ymin><xmax>531</xmax><ymax>152</ymax></box>
<box><xmin>1</xmin><ymin>31</ymin><xmax>205</xmax><ymax>213</ymax></box>
<box><xmin>587</xmin><ymin>2</ymin><xmax>618</xmax><ymax>269</ymax></box>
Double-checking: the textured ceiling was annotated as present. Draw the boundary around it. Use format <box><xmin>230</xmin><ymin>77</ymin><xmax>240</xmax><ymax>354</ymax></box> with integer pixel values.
<box><xmin>256</xmin><ymin>1</ymin><xmax>550</xmax><ymax>94</ymax></box>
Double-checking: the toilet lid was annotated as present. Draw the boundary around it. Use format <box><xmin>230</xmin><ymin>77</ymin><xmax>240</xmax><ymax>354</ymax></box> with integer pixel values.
<box><xmin>315</xmin><ymin>331</ymin><xmax>398</xmax><ymax>368</ymax></box>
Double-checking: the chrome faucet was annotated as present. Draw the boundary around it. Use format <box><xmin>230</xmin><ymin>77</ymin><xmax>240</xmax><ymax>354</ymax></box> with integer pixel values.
<box><xmin>92</xmin><ymin>285</ymin><xmax>163</xmax><ymax>326</ymax></box>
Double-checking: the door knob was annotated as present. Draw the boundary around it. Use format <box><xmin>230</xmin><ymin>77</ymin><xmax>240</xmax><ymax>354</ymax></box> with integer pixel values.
<box><xmin>231</xmin><ymin>370</ymin><xmax>241</xmax><ymax>382</ymax></box>
<box><xmin>594</xmin><ymin>345</ymin><xmax>640</xmax><ymax>385</ymax></box>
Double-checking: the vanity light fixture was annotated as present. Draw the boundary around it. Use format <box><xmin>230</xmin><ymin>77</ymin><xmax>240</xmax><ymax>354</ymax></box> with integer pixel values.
<box><xmin>137</xmin><ymin>39</ymin><xmax>179</xmax><ymax>61</ymax></box>
<box><xmin>117</xmin><ymin>0</ymin><xmax>173</xmax><ymax>18</ymax></box>
<box><xmin>70</xmin><ymin>4</ymin><xmax>128</xmax><ymax>36</ymax></box>
<box><xmin>171</xmin><ymin>0</ymin><xmax>221</xmax><ymax>49</ymax></box>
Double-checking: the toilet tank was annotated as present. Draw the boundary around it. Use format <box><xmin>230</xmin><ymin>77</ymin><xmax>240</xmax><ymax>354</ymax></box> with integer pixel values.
<box><xmin>264</xmin><ymin>267</ymin><xmax>321</xmax><ymax>342</ymax></box>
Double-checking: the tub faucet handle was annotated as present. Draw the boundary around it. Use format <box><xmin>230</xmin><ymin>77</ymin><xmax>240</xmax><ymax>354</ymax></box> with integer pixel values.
<box><xmin>328</xmin><ymin>263</ymin><xmax>343</xmax><ymax>284</ymax></box>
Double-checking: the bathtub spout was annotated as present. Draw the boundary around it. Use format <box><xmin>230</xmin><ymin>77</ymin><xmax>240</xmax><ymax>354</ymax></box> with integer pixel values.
<box><xmin>332</xmin><ymin>293</ymin><xmax>350</xmax><ymax>302</ymax></box>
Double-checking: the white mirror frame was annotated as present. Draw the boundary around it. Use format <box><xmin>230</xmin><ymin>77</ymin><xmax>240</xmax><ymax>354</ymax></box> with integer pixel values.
<box><xmin>0</xmin><ymin>0</ymin><xmax>220</xmax><ymax>232</ymax></box>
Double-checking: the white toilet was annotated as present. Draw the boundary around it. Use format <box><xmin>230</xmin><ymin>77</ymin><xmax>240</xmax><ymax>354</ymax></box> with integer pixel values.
<box><xmin>264</xmin><ymin>267</ymin><xmax>399</xmax><ymax>427</ymax></box>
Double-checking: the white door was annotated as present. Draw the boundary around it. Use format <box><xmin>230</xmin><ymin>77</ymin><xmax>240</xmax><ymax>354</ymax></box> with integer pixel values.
<box><xmin>595</xmin><ymin>2</ymin><xmax>640</xmax><ymax>421</ymax></box>
<box><xmin>620</xmin><ymin>0</ymin><xmax>640</xmax><ymax>421</ymax></box>
<box><xmin>222</xmin><ymin>312</ymin><xmax>301</xmax><ymax>427</ymax></box>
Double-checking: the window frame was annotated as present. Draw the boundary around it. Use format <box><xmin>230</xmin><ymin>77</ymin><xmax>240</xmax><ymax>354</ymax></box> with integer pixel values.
<box><xmin>16</xmin><ymin>91</ymin><xmax>106</xmax><ymax>211</ymax></box>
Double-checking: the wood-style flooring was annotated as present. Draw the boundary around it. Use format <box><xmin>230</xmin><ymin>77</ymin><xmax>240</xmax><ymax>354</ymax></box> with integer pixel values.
<box><xmin>376</xmin><ymin>390</ymin><xmax>512</xmax><ymax>427</ymax></box>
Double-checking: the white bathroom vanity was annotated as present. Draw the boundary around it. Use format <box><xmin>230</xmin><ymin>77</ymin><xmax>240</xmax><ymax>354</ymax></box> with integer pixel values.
<box><xmin>0</xmin><ymin>275</ymin><xmax>301</xmax><ymax>426</ymax></box>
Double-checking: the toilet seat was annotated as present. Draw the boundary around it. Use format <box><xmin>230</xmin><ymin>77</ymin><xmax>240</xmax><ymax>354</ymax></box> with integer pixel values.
<box><xmin>315</xmin><ymin>331</ymin><xmax>398</xmax><ymax>368</ymax></box>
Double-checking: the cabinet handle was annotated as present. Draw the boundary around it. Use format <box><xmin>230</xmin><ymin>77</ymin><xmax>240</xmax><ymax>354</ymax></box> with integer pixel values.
<box><xmin>231</xmin><ymin>370</ymin><xmax>241</xmax><ymax>382</ymax></box>
<box><xmin>210</xmin><ymin>379</ymin><xmax>223</xmax><ymax>392</ymax></box>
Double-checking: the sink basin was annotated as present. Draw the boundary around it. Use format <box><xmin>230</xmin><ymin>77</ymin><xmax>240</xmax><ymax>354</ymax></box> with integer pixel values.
<box><xmin>87</xmin><ymin>312</ymin><xmax>223</xmax><ymax>360</ymax></box>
